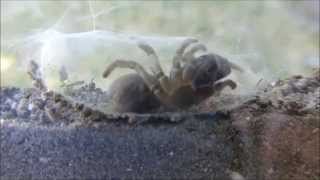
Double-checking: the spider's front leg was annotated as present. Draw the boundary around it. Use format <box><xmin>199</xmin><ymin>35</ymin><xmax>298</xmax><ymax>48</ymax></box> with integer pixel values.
<box><xmin>137</xmin><ymin>42</ymin><xmax>175</xmax><ymax>95</ymax></box>
<box><xmin>182</xmin><ymin>43</ymin><xmax>207</xmax><ymax>63</ymax></box>
<box><xmin>170</xmin><ymin>39</ymin><xmax>207</xmax><ymax>87</ymax></box>
<box><xmin>212</xmin><ymin>79</ymin><xmax>237</xmax><ymax>96</ymax></box>
<box><xmin>102</xmin><ymin>60</ymin><xmax>173</xmax><ymax>106</ymax></box>
<box><xmin>170</xmin><ymin>39</ymin><xmax>198</xmax><ymax>83</ymax></box>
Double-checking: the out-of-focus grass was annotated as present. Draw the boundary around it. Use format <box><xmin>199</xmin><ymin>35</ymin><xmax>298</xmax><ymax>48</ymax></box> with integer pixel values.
<box><xmin>1</xmin><ymin>1</ymin><xmax>319</xmax><ymax>88</ymax></box>
<box><xmin>1</xmin><ymin>54</ymin><xmax>30</xmax><ymax>87</ymax></box>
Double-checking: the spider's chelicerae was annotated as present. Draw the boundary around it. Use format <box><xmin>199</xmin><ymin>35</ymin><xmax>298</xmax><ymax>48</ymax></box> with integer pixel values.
<box><xmin>103</xmin><ymin>39</ymin><xmax>243</xmax><ymax>113</ymax></box>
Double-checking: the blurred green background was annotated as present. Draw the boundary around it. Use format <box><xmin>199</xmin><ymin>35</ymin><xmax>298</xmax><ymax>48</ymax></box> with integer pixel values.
<box><xmin>1</xmin><ymin>1</ymin><xmax>319</xmax><ymax>90</ymax></box>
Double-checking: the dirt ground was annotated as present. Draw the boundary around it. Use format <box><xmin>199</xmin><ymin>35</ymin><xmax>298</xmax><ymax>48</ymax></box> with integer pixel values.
<box><xmin>0</xmin><ymin>71</ymin><xmax>319</xmax><ymax>179</ymax></box>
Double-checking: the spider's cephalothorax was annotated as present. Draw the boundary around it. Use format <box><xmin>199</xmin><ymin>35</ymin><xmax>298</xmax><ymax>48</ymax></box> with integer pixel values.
<box><xmin>103</xmin><ymin>39</ymin><xmax>242</xmax><ymax>113</ymax></box>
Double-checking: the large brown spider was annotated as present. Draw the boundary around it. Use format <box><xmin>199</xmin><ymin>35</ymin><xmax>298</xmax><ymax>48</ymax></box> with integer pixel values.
<box><xmin>103</xmin><ymin>39</ymin><xmax>243</xmax><ymax>113</ymax></box>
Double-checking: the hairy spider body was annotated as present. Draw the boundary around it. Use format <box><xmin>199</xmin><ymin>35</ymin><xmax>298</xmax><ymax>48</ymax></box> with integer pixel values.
<box><xmin>104</xmin><ymin>39</ymin><xmax>242</xmax><ymax>113</ymax></box>
<box><xmin>110</xmin><ymin>74</ymin><xmax>215</xmax><ymax>113</ymax></box>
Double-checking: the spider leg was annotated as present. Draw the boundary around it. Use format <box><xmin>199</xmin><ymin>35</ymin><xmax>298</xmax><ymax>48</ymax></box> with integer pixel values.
<box><xmin>171</xmin><ymin>38</ymin><xmax>198</xmax><ymax>70</ymax></box>
<box><xmin>169</xmin><ymin>39</ymin><xmax>198</xmax><ymax>87</ymax></box>
<box><xmin>137</xmin><ymin>41</ymin><xmax>164</xmax><ymax>77</ymax></box>
<box><xmin>103</xmin><ymin>59</ymin><xmax>156</xmax><ymax>85</ymax></box>
<box><xmin>182</xmin><ymin>43</ymin><xmax>207</xmax><ymax>63</ymax></box>
<box><xmin>137</xmin><ymin>41</ymin><xmax>176</xmax><ymax>95</ymax></box>
<box><xmin>175</xmin><ymin>38</ymin><xmax>199</xmax><ymax>56</ymax></box>
<box><xmin>212</xmin><ymin>79</ymin><xmax>237</xmax><ymax>96</ymax></box>
<box><xmin>102</xmin><ymin>59</ymin><xmax>173</xmax><ymax>106</ymax></box>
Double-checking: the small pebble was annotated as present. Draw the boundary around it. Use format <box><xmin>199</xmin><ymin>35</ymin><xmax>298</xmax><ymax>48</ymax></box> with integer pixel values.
<box><xmin>312</xmin><ymin>128</ymin><xmax>319</xmax><ymax>134</ymax></box>
<box><xmin>39</xmin><ymin>157</ymin><xmax>50</xmax><ymax>163</ymax></box>
<box><xmin>126</xmin><ymin>168</ymin><xmax>132</xmax><ymax>172</ymax></box>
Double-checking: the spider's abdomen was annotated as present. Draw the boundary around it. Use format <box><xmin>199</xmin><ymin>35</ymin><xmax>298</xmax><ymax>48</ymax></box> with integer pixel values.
<box><xmin>109</xmin><ymin>74</ymin><xmax>161</xmax><ymax>113</ymax></box>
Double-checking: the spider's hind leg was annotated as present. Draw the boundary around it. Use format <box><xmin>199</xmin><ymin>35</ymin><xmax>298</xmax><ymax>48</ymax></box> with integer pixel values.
<box><xmin>102</xmin><ymin>59</ymin><xmax>173</xmax><ymax>106</ymax></box>
<box><xmin>103</xmin><ymin>60</ymin><xmax>156</xmax><ymax>86</ymax></box>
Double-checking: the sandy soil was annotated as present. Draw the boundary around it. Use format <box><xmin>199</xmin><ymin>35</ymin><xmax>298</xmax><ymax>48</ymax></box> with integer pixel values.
<box><xmin>1</xmin><ymin>72</ymin><xmax>319</xmax><ymax>179</ymax></box>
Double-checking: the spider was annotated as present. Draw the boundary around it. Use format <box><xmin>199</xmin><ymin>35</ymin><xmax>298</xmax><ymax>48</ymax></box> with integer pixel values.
<box><xmin>102</xmin><ymin>39</ymin><xmax>243</xmax><ymax>113</ymax></box>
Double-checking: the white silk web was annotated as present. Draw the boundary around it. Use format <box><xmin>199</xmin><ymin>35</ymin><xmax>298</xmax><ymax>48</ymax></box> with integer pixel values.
<box><xmin>2</xmin><ymin>1</ymin><xmax>318</xmax><ymax>94</ymax></box>
<box><xmin>10</xmin><ymin>2</ymin><xmax>194</xmax><ymax>90</ymax></box>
